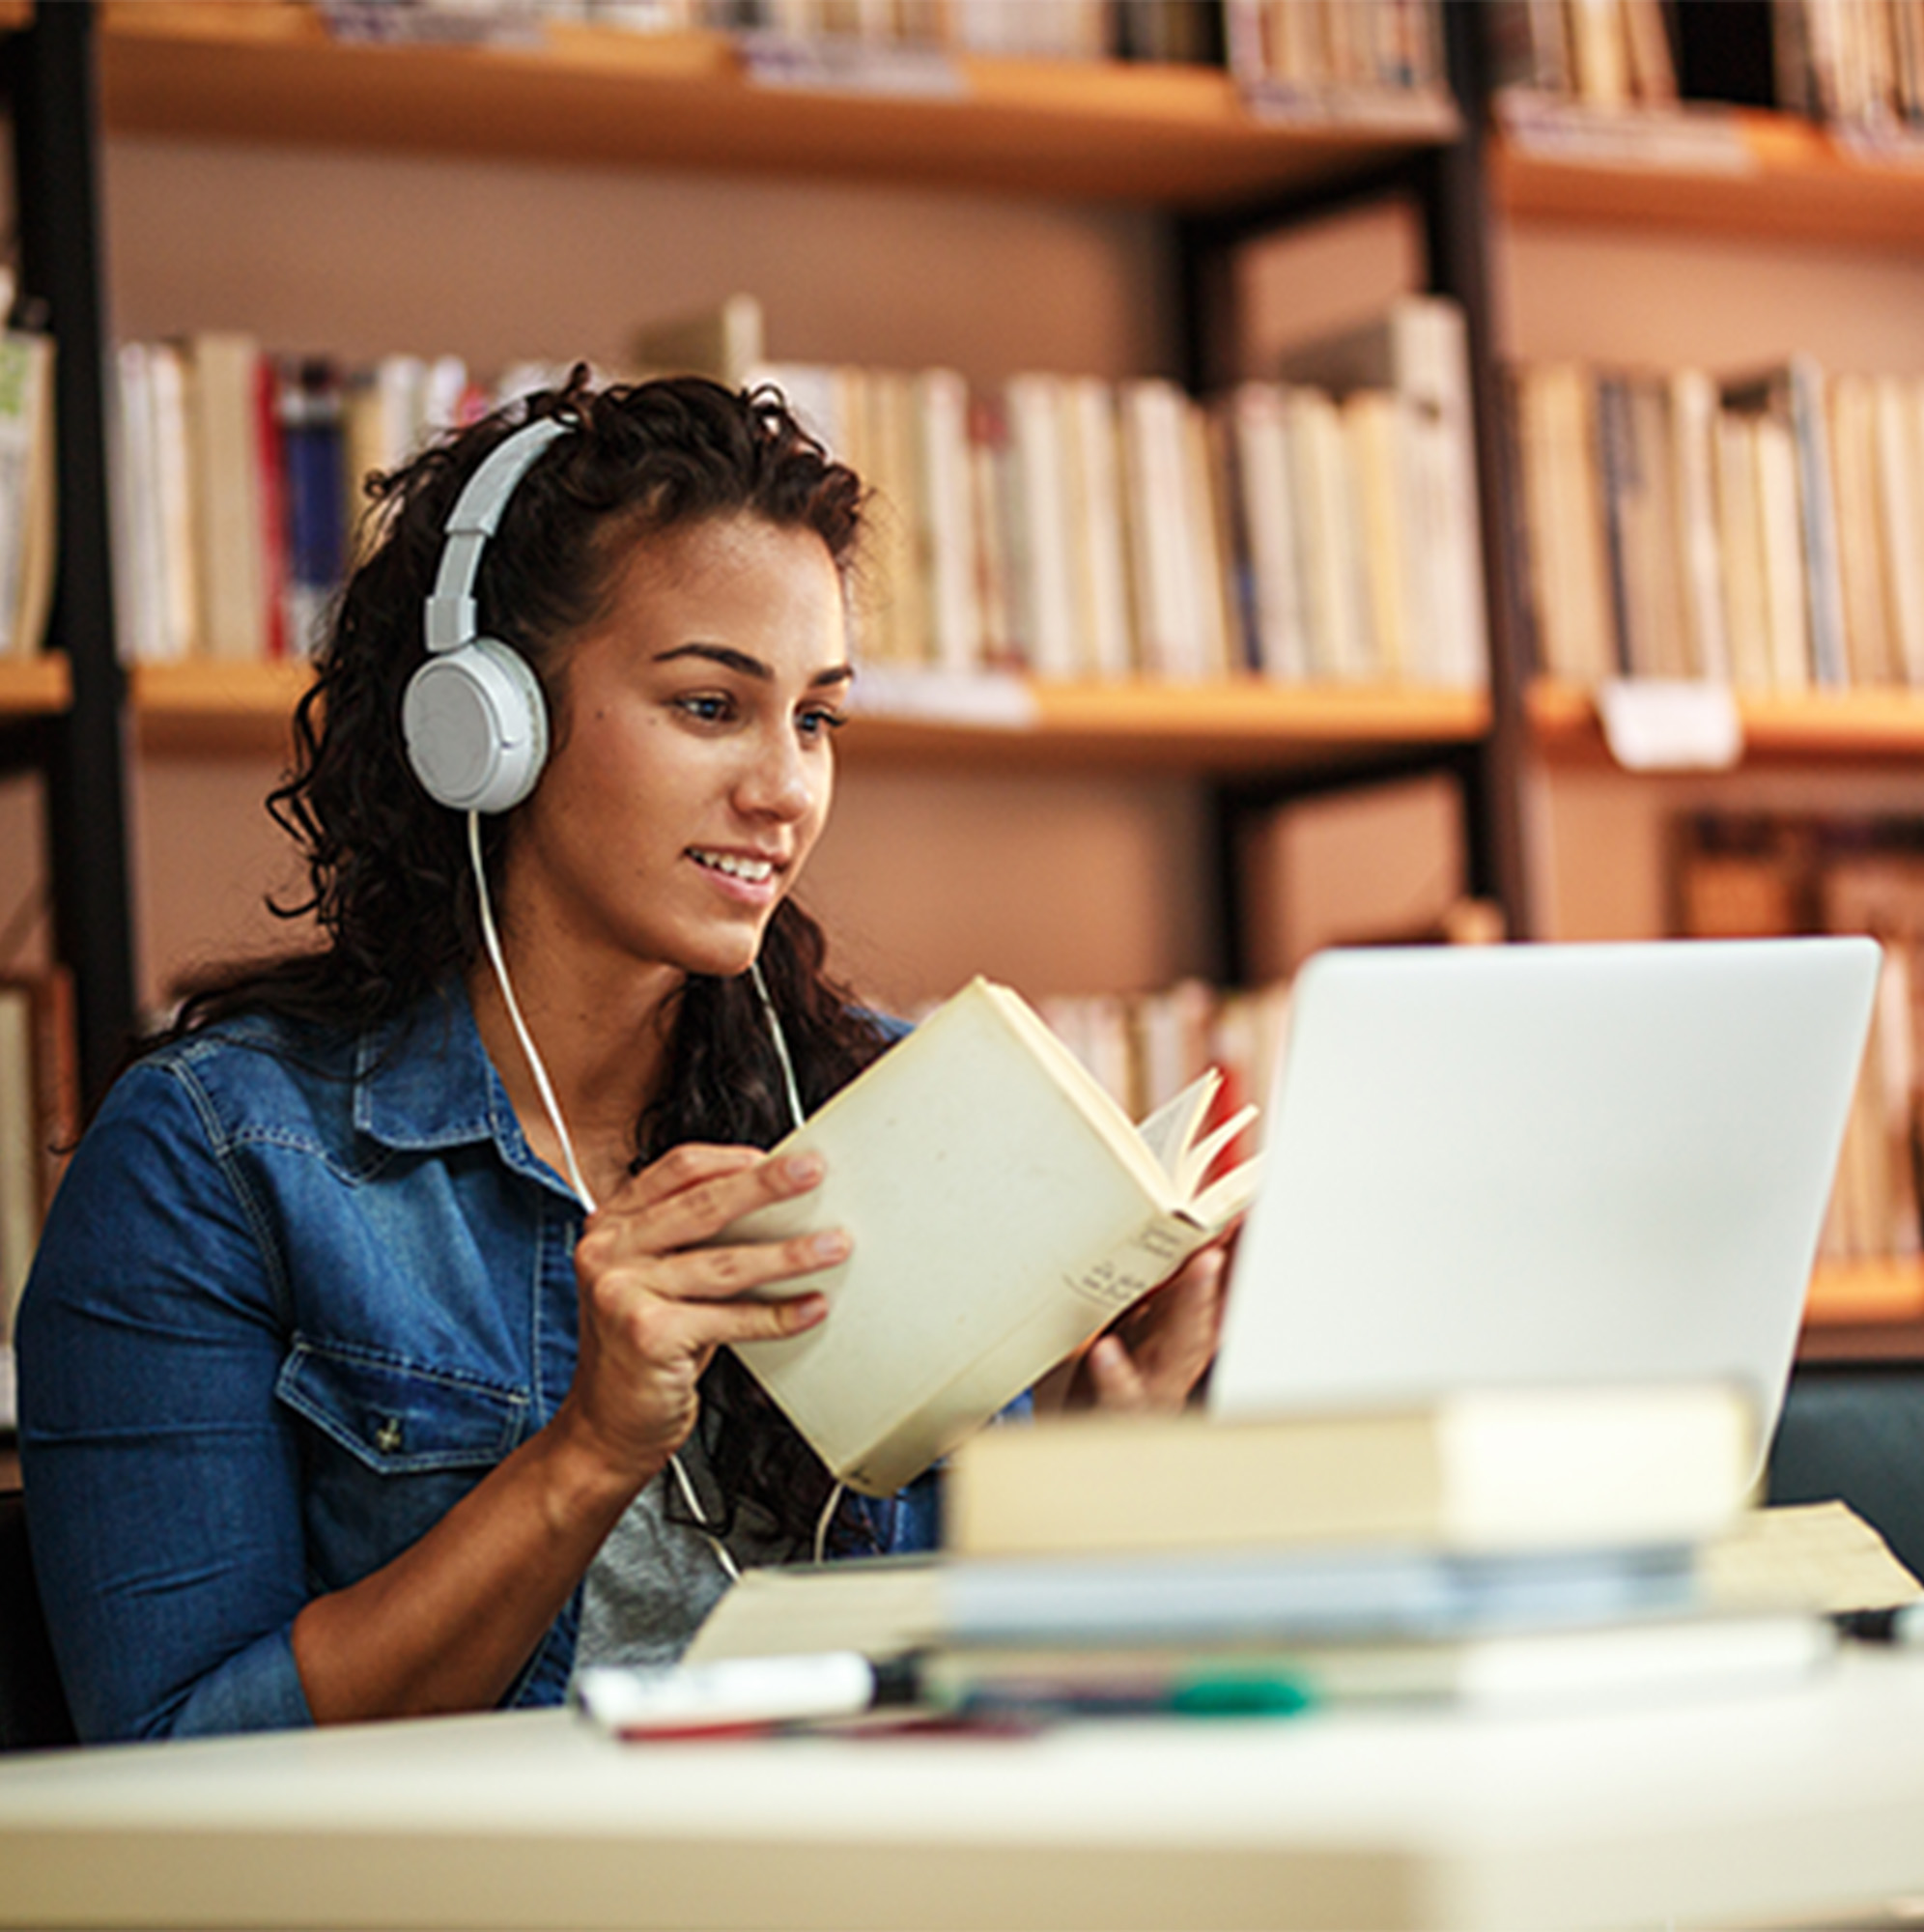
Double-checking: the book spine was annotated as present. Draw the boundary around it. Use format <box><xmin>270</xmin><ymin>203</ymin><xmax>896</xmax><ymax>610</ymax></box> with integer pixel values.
<box><xmin>278</xmin><ymin>359</ymin><xmax>348</xmax><ymax>662</ymax></box>
<box><xmin>1789</xmin><ymin>356</ymin><xmax>1851</xmax><ymax>689</ymax></box>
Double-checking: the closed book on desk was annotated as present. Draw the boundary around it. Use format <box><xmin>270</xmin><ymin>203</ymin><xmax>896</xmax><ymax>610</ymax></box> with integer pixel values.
<box><xmin>723</xmin><ymin>978</ymin><xmax>1259</xmax><ymax>1496</ymax></box>
<box><xmin>683</xmin><ymin>1503</ymin><xmax>1915</xmax><ymax>1676</ymax></box>
<box><xmin>945</xmin><ymin>1385</ymin><xmax>1756</xmax><ymax>1560</ymax></box>
<box><xmin>684</xmin><ymin>1539</ymin><xmax>1702</xmax><ymax>1663</ymax></box>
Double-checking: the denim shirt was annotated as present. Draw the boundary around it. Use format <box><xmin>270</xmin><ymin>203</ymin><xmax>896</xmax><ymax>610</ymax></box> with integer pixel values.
<box><xmin>16</xmin><ymin>983</ymin><xmax>936</xmax><ymax>1744</ymax></box>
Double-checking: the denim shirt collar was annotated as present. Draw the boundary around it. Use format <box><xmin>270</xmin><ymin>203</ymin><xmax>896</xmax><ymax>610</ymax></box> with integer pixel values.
<box><xmin>353</xmin><ymin>979</ymin><xmax>577</xmax><ymax>1202</ymax></box>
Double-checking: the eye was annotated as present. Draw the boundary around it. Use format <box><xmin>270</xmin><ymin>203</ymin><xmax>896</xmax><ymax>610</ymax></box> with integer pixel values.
<box><xmin>675</xmin><ymin>693</ymin><xmax>734</xmax><ymax>725</ymax></box>
<box><xmin>797</xmin><ymin>704</ymin><xmax>847</xmax><ymax>742</ymax></box>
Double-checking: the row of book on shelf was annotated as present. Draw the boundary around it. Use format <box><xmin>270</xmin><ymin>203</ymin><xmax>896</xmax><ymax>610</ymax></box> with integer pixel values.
<box><xmin>0</xmin><ymin>970</ymin><xmax>77</xmax><ymax>1362</ymax></box>
<box><xmin>0</xmin><ymin>317</ymin><xmax>55</xmax><ymax>666</ymax></box>
<box><xmin>1489</xmin><ymin>0</ymin><xmax>1924</xmax><ymax>137</ymax></box>
<box><xmin>344</xmin><ymin>0</ymin><xmax>1452</xmax><ymax>106</ymax></box>
<box><xmin>1511</xmin><ymin>355</ymin><xmax>1924</xmax><ymax>696</ymax></box>
<box><xmin>106</xmin><ymin>294</ymin><xmax>1488</xmax><ymax>696</ymax></box>
<box><xmin>1676</xmin><ymin>809</ymin><xmax>1924</xmax><ymax>1269</ymax></box>
<box><xmin>338</xmin><ymin>0</ymin><xmax>1223</xmax><ymax>61</ymax></box>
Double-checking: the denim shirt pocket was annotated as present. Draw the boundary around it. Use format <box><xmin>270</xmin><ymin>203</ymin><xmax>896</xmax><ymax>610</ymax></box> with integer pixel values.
<box><xmin>276</xmin><ymin>1338</ymin><xmax>533</xmax><ymax>1591</ymax></box>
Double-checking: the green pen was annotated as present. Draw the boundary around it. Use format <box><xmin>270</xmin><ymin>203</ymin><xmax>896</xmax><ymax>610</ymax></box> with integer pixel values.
<box><xmin>1167</xmin><ymin>1667</ymin><xmax>1317</xmax><ymax>1719</ymax></box>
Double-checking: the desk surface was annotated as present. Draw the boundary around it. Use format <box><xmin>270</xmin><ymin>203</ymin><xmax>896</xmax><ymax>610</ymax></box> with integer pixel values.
<box><xmin>4</xmin><ymin>1648</ymin><xmax>1924</xmax><ymax>1932</ymax></box>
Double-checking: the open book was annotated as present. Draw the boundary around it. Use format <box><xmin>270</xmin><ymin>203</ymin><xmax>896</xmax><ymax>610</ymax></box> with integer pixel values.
<box><xmin>722</xmin><ymin>977</ymin><xmax>1259</xmax><ymax>1496</ymax></box>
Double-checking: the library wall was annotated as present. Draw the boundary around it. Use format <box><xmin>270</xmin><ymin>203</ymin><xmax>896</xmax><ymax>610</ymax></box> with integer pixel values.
<box><xmin>1497</xmin><ymin>221</ymin><xmax>1924</xmax><ymax>941</ymax></box>
<box><xmin>97</xmin><ymin>133</ymin><xmax>1215</xmax><ymax>1016</ymax></box>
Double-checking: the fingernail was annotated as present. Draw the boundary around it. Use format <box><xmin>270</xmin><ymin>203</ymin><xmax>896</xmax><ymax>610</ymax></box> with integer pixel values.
<box><xmin>808</xmin><ymin>1229</ymin><xmax>852</xmax><ymax>1264</ymax></box>
<box><xmin>787</xmin><ymin>1293</ymin><xmax>828</xmax><ymax>1329</ymax></box>
<box><xmin>783</xmin><ymin>1152</ymin><xmax>824</xmax><ymax>1185</ymax></box>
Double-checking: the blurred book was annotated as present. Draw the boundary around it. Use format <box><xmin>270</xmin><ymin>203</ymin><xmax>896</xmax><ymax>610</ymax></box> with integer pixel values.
<box><xmin>944</xmin><ymin>1385</ymin><xmax>1757</xmax><ymax>1561</ymax></box>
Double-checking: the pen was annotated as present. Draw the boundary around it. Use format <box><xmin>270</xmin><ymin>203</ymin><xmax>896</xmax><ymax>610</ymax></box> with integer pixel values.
<box><xmin>575</xmin><ymin>1653</ymin><xmax>919</xmax><ymax>1740</ymax></box>
<box><xmin>914</xmin><ymin>1654</ymin><xmax>1317</xmax><ymax>1720</ymax></box>
<box><xmin>1835</xmin><ymin>1603</ymin><xmax>1924</xmax><ymax>1647</ymax></box>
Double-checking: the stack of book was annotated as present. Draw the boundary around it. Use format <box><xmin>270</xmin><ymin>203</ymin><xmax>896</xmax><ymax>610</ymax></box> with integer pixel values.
<box><xmin>1510</xmin><ymin>355</ymin><xmax>1924</xmax><ymax>694</ymax></box>
<box><xmin>670</xmin><ymin>1388</ymin><xmax>1917</xmax><ymax>1723</ymax></box>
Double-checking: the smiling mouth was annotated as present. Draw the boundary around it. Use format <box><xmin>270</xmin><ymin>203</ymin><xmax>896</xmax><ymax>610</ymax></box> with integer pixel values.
<box><xmin>688</xmin><ymin>847</ymin><xmax>779</xmax><ymax>885</ymax></box>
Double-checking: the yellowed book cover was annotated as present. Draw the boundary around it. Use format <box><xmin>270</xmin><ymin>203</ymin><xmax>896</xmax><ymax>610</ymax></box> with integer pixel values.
<box><xmin>946</xmin><ymin>1385</ymin><xmax>1759</xmax><ymax>1560</ymax></box>
<box><xmin>724</xmin><ymin>978</ymin><xmax>1258</xmax><ymax>1495</ymax></box>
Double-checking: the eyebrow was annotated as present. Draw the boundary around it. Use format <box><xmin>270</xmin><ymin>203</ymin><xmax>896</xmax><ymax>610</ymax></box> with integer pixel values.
<box><xmin>653</xmin><ymin>642</ymin><xmax>852</xmax><ymax>690</ymax></box>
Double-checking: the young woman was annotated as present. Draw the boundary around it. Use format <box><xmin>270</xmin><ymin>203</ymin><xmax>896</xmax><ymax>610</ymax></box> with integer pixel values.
<box><xmin>16</xmin><ymin>374</ymin><xmax>1225</xmax><ymax>1744</ymax></box>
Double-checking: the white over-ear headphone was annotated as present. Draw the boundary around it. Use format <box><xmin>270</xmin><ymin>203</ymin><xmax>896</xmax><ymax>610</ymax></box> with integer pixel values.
<box><xmin>403</xmin><ymin>416</ymin><xmax>572</xmax><ymax>813</ymax></box>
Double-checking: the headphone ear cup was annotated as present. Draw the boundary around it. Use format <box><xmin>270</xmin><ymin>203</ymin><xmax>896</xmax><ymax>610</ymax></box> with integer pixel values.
<box><xmin>402</xmin><ymin>637</ymin><xmax>550</xmax><ymax>814</ymax></box>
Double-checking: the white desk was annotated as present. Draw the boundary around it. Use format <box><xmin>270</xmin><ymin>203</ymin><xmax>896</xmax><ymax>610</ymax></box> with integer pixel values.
<box><xmin>4</xmin><ymin>1648</ymin><xmax>1924</xmax><ymax>1932</ymax></box>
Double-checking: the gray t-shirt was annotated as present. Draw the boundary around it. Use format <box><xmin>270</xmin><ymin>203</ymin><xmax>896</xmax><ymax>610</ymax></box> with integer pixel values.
<box><xmin>571</xmin><ymin>1434</ymin><xmax>793</xmax><ymax>1676</ymax></box>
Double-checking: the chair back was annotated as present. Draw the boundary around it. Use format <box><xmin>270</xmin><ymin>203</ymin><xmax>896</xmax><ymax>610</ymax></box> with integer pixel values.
<box><xmin>0</xmin><ymin>1484</ymin><xmax>77</xmax><ymax>1749</ymax></box>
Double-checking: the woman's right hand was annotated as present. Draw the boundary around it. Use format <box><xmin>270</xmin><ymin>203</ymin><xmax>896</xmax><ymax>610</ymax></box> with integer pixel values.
<box><xmin>557</xmin><ymin>1143</ymin><xmax>846</xmax><ymax>1488</ymax></box>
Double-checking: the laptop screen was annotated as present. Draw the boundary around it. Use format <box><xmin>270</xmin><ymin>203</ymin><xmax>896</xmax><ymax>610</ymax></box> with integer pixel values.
<box><xmin>1210</xmin><ymin>937</ymin><xmax>1882</xmax><ymax>1473</ymax></box>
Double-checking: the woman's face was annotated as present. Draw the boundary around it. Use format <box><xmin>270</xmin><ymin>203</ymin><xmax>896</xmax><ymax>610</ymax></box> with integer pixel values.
<box><xmin>503</xmin><ymin>512</ymin><xmax>849</xmax><ymax>984</ymax></box>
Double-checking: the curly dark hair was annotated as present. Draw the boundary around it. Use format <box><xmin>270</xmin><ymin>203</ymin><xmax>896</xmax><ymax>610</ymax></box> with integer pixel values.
<box><xmin>160</xmin><ymin>369</ymin><xmax>895</xmax><ymax>1559</ymax></box>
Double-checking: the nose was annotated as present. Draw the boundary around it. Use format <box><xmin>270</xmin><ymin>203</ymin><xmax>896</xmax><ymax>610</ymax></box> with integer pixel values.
<box><xmin>734</xmin><ymin>722</ymin><xmax>817</xmax><ymax>823</ymax></box>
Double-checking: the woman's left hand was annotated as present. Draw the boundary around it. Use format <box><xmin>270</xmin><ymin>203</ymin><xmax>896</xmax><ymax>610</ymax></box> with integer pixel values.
<box><xmin>1033</xmin><ymin>1242</ymin><xmax>1231</xmax><ymax>1415</ymax></box>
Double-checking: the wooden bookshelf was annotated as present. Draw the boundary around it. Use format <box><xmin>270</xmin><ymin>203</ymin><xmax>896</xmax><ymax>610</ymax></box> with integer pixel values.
<box><xmin>129</xmin><ymin>659</ymin><xmax>311</xmax><ymax>756</ymax></box>
<box><xmin>0</xmin><ymin>654</ymin><xmax>70</xmax><ymax>717</ymax></box>
<box><xmin>1799</xmin><ymin>1263</ymin><xmax>1924</xmax><ymax>1361</ymax></box>
<box><xmin>1527</xmin><ymin>678</ymin><xmax>1924</xmax><ymax>768</ymax></box>
<box><xmin>131</xmin><ymin>659</ymin><xmax>1489</xmax><ymax>772</ymax></box>
<box><xmin>96</xmin><ymin>0</ymin><xmax>1457</xmax><ymax>210</ymax></box>
<box><xmin>1492</xmin><ymin>106</ymin><xmax>1924</xmax><ymax>251</ymax></box>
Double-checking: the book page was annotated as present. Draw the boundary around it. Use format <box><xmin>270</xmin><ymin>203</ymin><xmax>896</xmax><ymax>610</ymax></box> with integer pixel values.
<box><xmin>1700</xmin><ymin>1501</ymin><xmax>1922</xmax><ymax>1615</ymax></box>
<box><xmin>1135</xmin><ymin>1068</ymin><xmax>1220</xmax><ymax>1180</ymax></box>
<box><xmin>683</xmin><ymin>1558</ymin><xmax>941</xmax><ymax>1666</ymax></box>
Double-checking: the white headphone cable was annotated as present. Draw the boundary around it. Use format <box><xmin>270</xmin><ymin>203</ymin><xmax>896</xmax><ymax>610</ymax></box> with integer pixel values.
<box><xmin>469</xmin><ymin>810</ymin><xmax>596</xmax><ymax>1211</ymax></box>
<box><xmin>467</xmin><ymin>810</ymin><xmax>741</xmax><ymax>1581</ymax></box>
<box><xmin>750</xmin><ymin>957</ymin><xmax>807</xmax><ymax>1130</ymax></box>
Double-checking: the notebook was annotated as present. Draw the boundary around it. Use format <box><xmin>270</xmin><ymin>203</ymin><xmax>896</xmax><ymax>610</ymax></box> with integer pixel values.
<box><xmin>1210</xmin><ymin>937</ymin><xmax>1882</xmax><ymax>1474</ymax></box>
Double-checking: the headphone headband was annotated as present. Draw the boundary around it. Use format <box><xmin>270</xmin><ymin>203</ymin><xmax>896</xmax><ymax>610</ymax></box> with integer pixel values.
<box><xmin>424</xmin><ymin>416</ymin><xmax>572</xmax><ymax>655</ymax></box>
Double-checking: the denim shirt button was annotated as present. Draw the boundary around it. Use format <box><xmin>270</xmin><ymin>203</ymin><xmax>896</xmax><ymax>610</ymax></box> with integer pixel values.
<box><xmin>373</xmin><ymin>1416</ymin><xmax>405</xmax><ymax>1456</ymax></box>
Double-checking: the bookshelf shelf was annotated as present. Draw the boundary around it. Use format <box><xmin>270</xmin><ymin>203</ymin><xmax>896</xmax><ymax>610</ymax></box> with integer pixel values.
<box><xmin>1800</xmin><ymin>1252</ymin><xmax>1924</xmax><ymax>1363</ymax></box>
<box><xmin>96</xmin><ymin>0</ymin><xmax>1456</xmax><ymax>210</ymax></box>
<box><xmin>1491</xmin><ymin>109</ymin><xmax>1924</xmax><ymax>251</ymax></box>
<box><xmin>1527</xmin><ymin>678</ymin><xmax>1924</xmax><ymax>767</ymax></box>
<box><xmin>129</xmin><ymin>659</ymin><xmax>311</xmax><ymax>756</ymax></box>
<box><xmin>0</xmin><ymin>654</ymin><xmax>70</xmax><ymax>716</ymax></box>
<box><xmin>1807</xmin><ymin>1255</ymin><xmax>1924</xmax><ymax>1327</ymax></box>
<box><xmin>130</xmin><ymin>659</ymin><xmax>1488</xmax><ymax>772</ymax></box>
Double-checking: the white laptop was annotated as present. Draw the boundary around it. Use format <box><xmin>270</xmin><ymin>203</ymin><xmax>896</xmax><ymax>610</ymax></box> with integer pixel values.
<box><xmin>1210</xmin><ymin>937</ymin><xmax>1882</xmax><ymax>1471</ymax></box>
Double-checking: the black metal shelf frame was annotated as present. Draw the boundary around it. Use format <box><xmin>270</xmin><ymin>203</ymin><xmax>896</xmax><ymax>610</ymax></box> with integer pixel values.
<box><xmin>1175</xmin><ymin>0</ymin><xmax>1532</xmax><ymax>980</ymax></box>
<box><xmin>5</xmin><ymin>0</ymin><xmax>136</xmax><ymax>1106</ymax></box>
